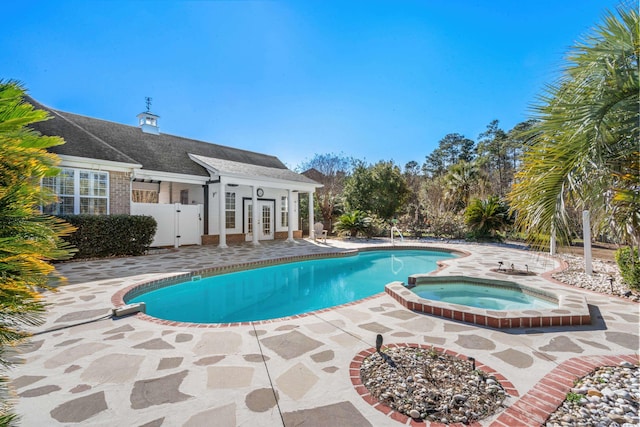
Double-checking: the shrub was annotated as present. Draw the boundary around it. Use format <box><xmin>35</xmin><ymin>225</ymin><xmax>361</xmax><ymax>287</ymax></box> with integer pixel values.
<box><xmin>364</xmin><ymin>215</ymin><xmax>389</xmax><ymax>238</ymax></box>
<box><xmin>615</xmin><ymin>247</ymin><xmax>640</xmax><ymax>290</ymax></box>
<box><xmin>464</xmin><ymin>196</ymin><xmax>513</xmax><ymax>241</ymax></box>
<box><xmin>428</xmin><ymin>212</ymin><xmax>467</xmax><ymax>239</ymax></box>
<box><xmin>334</xmin><ymin>210</ymin><xmax>371</xmax><ymax>238</ymax></box>
<box><xmin>60</xmin><ymin>215</ymin><xmax>157</xmax><ymax>259</ymax></box>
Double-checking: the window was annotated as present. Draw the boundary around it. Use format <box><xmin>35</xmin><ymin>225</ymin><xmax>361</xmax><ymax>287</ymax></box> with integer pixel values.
<box><xmin>132</xmin><ymin>190</ymin><xmax>158</xmax><ymax>203</ymax></box>
<box><xmin>42</xmin><ymin>168</ymin><xmax>109</xmax><ymax>215</ymax></box>
<box><xmin>225</xmin><ymin>192</ymin><xmax>235</xmax><ymax>229</ymax></box>
<box><xmin>281</xmin><ymin>196</ymin><xmax>288</xmax><ymax>227</ymax></box>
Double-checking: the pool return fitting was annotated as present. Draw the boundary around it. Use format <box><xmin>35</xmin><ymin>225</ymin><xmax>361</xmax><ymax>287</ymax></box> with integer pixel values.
<box><xmin>112</xmin><ymin>302</ymin><xmax>146</xmax><ymax>317</ymax></box>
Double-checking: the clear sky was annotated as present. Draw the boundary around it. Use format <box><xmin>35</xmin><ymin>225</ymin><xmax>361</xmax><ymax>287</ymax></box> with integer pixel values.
<box><xmin>3</xmin><ymin>1</ymin><xmax>621</xmax><ymax>170</ymax></box>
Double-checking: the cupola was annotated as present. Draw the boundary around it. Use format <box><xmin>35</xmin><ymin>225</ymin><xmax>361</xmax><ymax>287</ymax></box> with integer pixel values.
<box><xmin>137</xmin><ymin>97</ymin><xmax>160</xmax><ymax>135</ymax></box>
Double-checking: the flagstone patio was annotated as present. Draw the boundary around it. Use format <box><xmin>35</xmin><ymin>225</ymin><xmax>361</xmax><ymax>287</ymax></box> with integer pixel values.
<box><xmin>7</xmin><ymin>238</ymin><xmax>639</xmax><ymax>426</ymax></box>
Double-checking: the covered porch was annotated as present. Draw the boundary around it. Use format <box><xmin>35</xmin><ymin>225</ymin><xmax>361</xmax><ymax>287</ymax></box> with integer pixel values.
<box><xmin>189</xmin><ymin>154</ymin><xmax>322</xmax><ymax>248</ymax></box>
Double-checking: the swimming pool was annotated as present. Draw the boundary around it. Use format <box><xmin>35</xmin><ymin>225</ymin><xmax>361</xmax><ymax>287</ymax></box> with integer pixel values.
<box><xmin>126</xmin><ymin>249</ymin><xmax>457</xmax><ymax>323</ymax></box>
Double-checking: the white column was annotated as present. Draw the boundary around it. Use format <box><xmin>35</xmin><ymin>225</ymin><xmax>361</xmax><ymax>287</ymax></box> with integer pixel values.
<box><xmin>218</xmin><ymin>176</ymin><xmax>227</xmax><ymax>248</ymax></box>
<box><xmin>550</xmin><ymin>224</ymin><xmax>556</xmax><ymax>255</ymax></box>
<box><xmin>308</xmin><ymin>190</ymin><xmax>315</xmax><ymax>239</ymax></box>
<box><xmin>251</xmin><ymin>185</ymin><xmax>259</xmax><ymax>246</ymax></box>
<box><xmin>583</xmin><ymin>210</ymin><xmax>592</xmax><ymax>275</ymax></box>
<box><xmin>287</xmin><ymin>189</ymin><xmax>295</xmax><ymax>242</ymax></box>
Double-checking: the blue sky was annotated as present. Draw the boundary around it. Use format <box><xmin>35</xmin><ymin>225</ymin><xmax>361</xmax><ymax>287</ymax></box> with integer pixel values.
<box><xmin>3</xmin><ymin>1</ymin><xmax>620</xmax><ymax>170</ymax></box>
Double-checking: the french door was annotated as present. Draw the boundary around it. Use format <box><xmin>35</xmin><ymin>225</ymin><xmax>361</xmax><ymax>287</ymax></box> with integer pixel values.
<box><xmin>244</xmin><ymin>200</ymin><xmax>274</xmax><ymax>240</ymax></box>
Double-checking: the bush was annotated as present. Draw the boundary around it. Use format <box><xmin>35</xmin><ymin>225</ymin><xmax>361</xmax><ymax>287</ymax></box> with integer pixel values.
<box><xmin>334</xmin><ymin>210</ymin><xmax>371</xmax><ymax>238</ymax></box>
<box><xmin>464</xmin><ymin>196</ymin><xmax>513</xmax><ymax>241</ymax></box>
<box><xmin>429</xmin><ymin>212</ymin><xmax>467</xmax><ymax>239</ymax></box>
<box><xmin>615</xmin><ymin>247</ymin><xmax>640</xmax><ymax>290</ymax></box>
<box><xmin>60</xmin><ymin>215</ymin><xmax>157</xmax><ymax>259</ymax></box>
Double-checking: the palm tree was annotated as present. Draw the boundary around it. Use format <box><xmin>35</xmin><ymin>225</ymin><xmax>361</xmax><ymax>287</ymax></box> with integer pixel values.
<box><xmin>0</xmin><ymin>80</ymin><xmax>75</xmax><ymax>424</ymax></box>
<box><xmin>508</xmin><ymin>6</ymin><xmax>639</xmax><ymax>251</ymax></box>
<box><xmin>443</xmin><ymin>161</ymin><xmax>486</xmax><ymax>212</ymax></box>
<box><xmin>464</xmin><ymin>196</ymin><xmax>512</xmax><ymax>240</ymax></box>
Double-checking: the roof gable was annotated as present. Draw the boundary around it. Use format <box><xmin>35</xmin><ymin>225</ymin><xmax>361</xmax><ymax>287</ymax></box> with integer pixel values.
<box><xmin>189</xmin><ymin>154</ymin><xmax>319</xmax><ymax>185</ymax></box>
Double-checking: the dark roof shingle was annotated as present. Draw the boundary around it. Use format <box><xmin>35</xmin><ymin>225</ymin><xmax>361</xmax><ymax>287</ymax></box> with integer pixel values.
<box><xmin>28</xmin><ymin>98</ymin><xmax>289</xmax><ymax>178</ymax></box>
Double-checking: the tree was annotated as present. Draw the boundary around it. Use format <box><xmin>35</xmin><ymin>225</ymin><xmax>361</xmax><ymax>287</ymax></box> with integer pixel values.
<box><xmin>476</xmin><ymin>120</ymin><xmax>510</xmax><ymax>195</ymax></box>
<box><xmin>400</xmin><ymin>161</ymin><xmax>425</xmax><ymax>230</ymax></box>
<box><xmin>422</xmin><ymin>133</ymin><xmax>475</xmax><ymax>177</ymax></box>
<box><xmin>298</xmin><ymin>153</ymin><xmax>352</xmax><ymax>232</ymax></box>
<box><xmin>443</xmin><ymin>161</ymin><xmax>487</xmax><ymax>212</ymax></box>
<box><xmin>0</xmin><ymin>81</ymin><xmax>75</xmax><ymax>424</ymax></box>
<box><xmin>509</xmin><ymin>6</ymin><xmax>639</xmax><ymax>252</ymax></box>
<box><xmin>343</xmin><ymin>160</ymin><xmax>409</xmax><ymax>221</ymax></box>
<box><xmin>505</xmin><ymin>119</ymin><xmax>539</xmax><ymax>171</ymax></box>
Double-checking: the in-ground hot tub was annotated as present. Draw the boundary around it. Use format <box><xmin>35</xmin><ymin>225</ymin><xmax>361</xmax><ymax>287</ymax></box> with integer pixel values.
<box><xmin>385</xmin><ymin>275</ymin><xmax>591</xmax><ymax>328</ymax></box>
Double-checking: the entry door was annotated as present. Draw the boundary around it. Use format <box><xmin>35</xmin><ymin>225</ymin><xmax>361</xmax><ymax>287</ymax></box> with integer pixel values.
<box><xmin>244</xmin><ymin>200</ymin><xmax>274</xmax><ymax>241</ymax></box>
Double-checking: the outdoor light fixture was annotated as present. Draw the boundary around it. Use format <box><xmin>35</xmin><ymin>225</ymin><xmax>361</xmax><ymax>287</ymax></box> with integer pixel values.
<box><xmin>468</xmin><ymin>356</ymin><xmax>475</xmax><ymax>371</ymax></box>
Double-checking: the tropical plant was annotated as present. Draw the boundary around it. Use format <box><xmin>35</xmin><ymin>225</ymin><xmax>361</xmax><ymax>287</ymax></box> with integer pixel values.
<box><xmin>443</xmin><ymin>161</ymin><xmax>486</xmax><ymax>212</ymax></box>
<box><xmin>333</xmin><ymin>210</ymin><xmax>371</xmax><ymax>238</ymax></box>
<box><xmin>508</xmin><ymin>6</ymin><xmax>639</xmax><ymax>252</ymax></box>
<box><xmin>465</xmin><ymin>196</ymin><xmax>513</xmax><ymax>240</ymax></box>
<box><xmin>0</xmin><ymin>80</ymin><xmax>75</xmax><ymax>424</ymax></box>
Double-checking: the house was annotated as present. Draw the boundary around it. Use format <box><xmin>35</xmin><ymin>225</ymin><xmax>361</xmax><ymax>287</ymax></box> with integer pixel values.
<box><xmin>28</xmin><ymin>98</ymin><xmax>322</xmax><ymax>248</ymax></box>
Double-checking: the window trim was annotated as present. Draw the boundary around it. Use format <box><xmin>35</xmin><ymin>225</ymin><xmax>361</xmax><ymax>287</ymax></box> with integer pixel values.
<box><xmin>41</xmin><ymin>167</ymin><xmax>110</xmax><ymax>215</ymax></box>
<box><xmin>280</xmin><ymin>196</ymin><xmax>288</xmax><ymax>227</ymax></box>
<box><xmin>225</xmin><ymin>191</ymin><xmax>236</xmax><ymax>229</ymax></box>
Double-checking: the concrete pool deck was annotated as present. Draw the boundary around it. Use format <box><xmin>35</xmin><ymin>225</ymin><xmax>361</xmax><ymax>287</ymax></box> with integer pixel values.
<box><xmin>7</xmin><ymin>239</ymin><xmax>639</xmax><ymax>426</ymax></box>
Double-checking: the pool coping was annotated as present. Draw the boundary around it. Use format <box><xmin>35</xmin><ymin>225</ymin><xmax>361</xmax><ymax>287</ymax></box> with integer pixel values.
<box><xmin>112</xmin><ymin>246</ymin><xmax>466</xmax><ymax>327</ymax></box>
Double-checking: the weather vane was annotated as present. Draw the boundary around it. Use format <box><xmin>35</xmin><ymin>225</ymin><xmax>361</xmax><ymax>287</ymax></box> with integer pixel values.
<box><xmin>145</xmin><ymin>97</ymin><xmax>152</xmax><ymax>112</ymax></box>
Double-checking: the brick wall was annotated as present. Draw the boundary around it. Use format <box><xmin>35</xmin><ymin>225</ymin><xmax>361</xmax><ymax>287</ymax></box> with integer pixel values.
<box><xmin>110</xmin><ymin>171</ymin><xmax>131</xmax><ymax>214</ymax></box>
<box><xmin>202</xmin><ymin>231</ymin><xmax>302</xmax><ymax>245</ymax></box>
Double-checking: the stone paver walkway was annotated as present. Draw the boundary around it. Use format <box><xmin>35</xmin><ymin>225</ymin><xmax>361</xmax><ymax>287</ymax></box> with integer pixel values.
<box><xmin>7</xmin><ymin>238</ymin><xmax>639</xmax><ymax>426</ymax></box>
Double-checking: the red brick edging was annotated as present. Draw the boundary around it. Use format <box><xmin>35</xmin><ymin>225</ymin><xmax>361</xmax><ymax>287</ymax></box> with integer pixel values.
<box><xmin>491</xmin><ymin>354</ymin><xmax>639</xmax><ymax>427</ymax></box>
<box><xmin>350</xmin><ymin>343</ymin><xmax>519</xmax><ymax>426</ymax></box>
<box><xmin>351</xmin><ymin>347</ymin><xmax>638</xmax><ymax>427</ymax></box>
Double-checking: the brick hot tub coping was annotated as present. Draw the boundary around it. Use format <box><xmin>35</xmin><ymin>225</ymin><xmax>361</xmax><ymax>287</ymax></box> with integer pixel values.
<box><xmin>385</xmin><ymin>275</ymin><xmax>591</xmax><ymax>329</ymax></box>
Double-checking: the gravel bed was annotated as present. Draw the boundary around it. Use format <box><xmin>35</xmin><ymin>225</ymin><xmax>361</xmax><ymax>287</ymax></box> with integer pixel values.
<box><xmin>545</xmin><ymin>362</ymin><xmax>639</xmax><ymax>426</ymax></box>
<box><xmin>547</xmin><ymin>255</ymin><xmax>639</xmax><ymax>425</ymax></box>
<box><xmin>553</xmin><ymin>254</ymin><xmax>640</xmax><ymax>302</ymax></box>
<box><xmin>360</xmin><ymin>346</ymin><xmax>507</xmax><ymax>424</ymax></box>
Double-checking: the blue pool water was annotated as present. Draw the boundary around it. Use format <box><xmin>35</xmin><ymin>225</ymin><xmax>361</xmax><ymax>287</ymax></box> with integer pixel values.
<box><xmin>128</xmin><ymin>250</ymin><xmax>456</xmax><ymax>323</ymax></box>
<box><xmin>411</xmin><ymin>283</ymin><xmax>557</xmax><ymax>310</ymax></box>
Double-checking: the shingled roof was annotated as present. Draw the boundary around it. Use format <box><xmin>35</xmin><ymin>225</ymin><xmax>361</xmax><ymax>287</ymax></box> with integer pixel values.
<box><xmin>190</xmin><ymin>154</ymin><xmax>317</xmax><ymax>184</ymax></box>
<box><xmin>27</xmin><ymin>98</ymin><xmax>292</xmax><ymax>179</ymax></box>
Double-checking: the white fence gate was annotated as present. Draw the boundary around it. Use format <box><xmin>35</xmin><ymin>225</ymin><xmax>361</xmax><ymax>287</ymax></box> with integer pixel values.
<box><xmin>131</xmin><ymin>202</ymin><xmax>203</xmax><ymax>248</ymax></box>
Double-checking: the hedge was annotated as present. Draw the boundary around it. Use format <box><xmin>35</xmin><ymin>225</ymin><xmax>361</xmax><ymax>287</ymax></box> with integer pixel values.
<box><xmin>60</xmin><ymin>215</ymin><xmax>157</xmax><ymax>259</ymax></box>
<box><xmin>615</xmin><ymin>247</ymin><xmax>640</xmax><ymax>290</ymax></box>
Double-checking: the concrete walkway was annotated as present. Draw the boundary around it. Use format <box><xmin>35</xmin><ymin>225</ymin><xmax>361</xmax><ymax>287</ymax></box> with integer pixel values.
<box><xmin>7</xmin><ymin>239</ymin><xmax>639</xmax><ymax>426</ymax></box>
